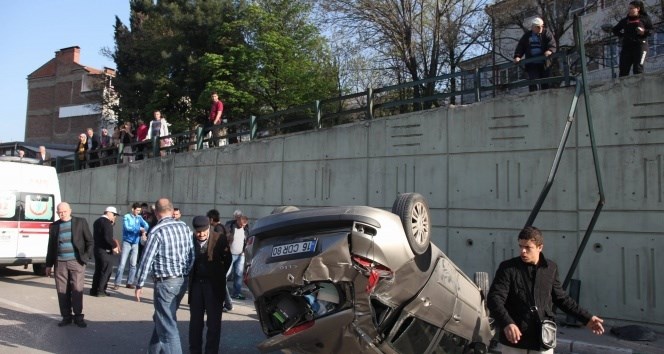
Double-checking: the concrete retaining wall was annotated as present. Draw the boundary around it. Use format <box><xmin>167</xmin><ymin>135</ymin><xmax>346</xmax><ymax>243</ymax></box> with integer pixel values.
<box><xmin>59</xmin><ymin>71</ymin><xmax>664</xmax><ymax>325</ymax></box>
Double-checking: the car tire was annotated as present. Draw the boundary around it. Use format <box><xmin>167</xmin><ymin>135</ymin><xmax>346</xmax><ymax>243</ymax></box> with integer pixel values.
<box><xmin>391</xmin><ymin>193</ymin><xmax>430</xmax><ymax>255</ymax></box>
<box><xmin>32</xmin><ymin>263</ymin><xmax>46</xmax><ymax>276</ymax></box>
<box><xmin>270</xmin><ymin>206</ymin><xmax>299</xmax><ymax>214</ymax></box>
<box><xmin>474</xmin><ymin>272</ymin><xmax>490</xmax><ymax>298</ymax></box>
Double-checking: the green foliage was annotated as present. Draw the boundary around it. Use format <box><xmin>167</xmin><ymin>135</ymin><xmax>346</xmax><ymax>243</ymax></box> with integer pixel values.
<box><xmin>112</xmin><ymin>0</ymin><xmax>339</xmax><ymax>133</ymax></box>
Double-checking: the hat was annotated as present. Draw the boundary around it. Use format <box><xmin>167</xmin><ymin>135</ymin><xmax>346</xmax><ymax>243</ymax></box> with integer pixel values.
<box><xmin>531</xmin><ymin>17</ymin><xmax>544</xmax><ymax>26</ymax></box>
<box><xmin>105</xmin><ymin>206</ymin><xmax>119</xmax><ymax>215</ymax></box>
<box><xmin>192</xmin><ymin>216</ymin><xmax>210</xmax><ymax>232</ymax></box>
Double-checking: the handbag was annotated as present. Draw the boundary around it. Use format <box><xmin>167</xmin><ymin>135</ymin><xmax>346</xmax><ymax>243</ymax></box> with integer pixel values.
<box><xmin>540</xmin><ymin>319</ymin><xmax>557</xmax><ymax>349</ymax></box>
<box><xmin>520</xmin><ymin>266</ymin><xmax>557</xmax><ymax>349</ymax></box>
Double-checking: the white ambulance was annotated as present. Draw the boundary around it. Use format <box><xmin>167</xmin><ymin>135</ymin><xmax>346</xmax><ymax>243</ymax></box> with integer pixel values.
<box><xmin>0</xmin><ymin>157</ymin><xmax>61</xmax><ymax>274</ymax></box>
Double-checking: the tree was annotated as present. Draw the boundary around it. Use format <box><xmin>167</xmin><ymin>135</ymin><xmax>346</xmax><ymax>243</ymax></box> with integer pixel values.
<box><xmin>109</xmin><ymin>0</ymin><xmax>338</xmax><ymax>134</ymax></box>
<box><xmin>317</xmin><ymin>0</ymin><xmax>491</xmax><ymax>107</ymax></box>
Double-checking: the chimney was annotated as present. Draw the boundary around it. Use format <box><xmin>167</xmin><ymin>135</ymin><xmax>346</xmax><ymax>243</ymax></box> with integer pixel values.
<box><xmin>55</xmin><ymin>46</ymin><xmax>80</xmax><ymax>64</ymax></box>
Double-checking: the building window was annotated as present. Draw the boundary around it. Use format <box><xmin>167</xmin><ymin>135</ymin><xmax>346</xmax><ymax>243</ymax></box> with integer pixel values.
<box><xmin>649</xmin><ymin>31</ymin><xmax>664</xmax><ymax>56</ymax></box>
<box><xmin>603</xmin><ymin>42</ymin><xmax>619</xmax><ymax>68</ymax></box>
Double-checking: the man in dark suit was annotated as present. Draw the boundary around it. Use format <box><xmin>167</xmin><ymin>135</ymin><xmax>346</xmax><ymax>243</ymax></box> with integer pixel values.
<box><xmin>90</xmin><ymin>206</ymin><xmax>120</xmax><ymax>297</ymax></box>
<box><xmin>188</xmin><ymin>215</ymin><xmax>232</xmax><ymax>354</ymax></box>
<box><xmin>38</xmin><ymin>145</ymin><xmax>51</xmax><ymax>166</ymax></box>
<box><xmin>45</xmin><ymin>202</ymin><xmax>93</xmax><ymax>328</ymax></box>
<box><xmin>86</xmin><ymin>128</ymin><xmax>101</xmax><ymax>167</ymax></box>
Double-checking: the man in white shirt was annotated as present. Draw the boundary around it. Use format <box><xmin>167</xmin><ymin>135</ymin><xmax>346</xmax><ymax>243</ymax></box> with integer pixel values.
<box><xmin>226</xmin><ymin>213</ymin><xmax>249</xmax><ymax>300</ymax></box>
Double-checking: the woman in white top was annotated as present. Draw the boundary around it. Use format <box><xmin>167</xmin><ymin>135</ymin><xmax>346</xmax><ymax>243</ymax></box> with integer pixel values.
<box><xmin>144</xmin><ymin>110</ymin><xmax>171</xmax><ymax>156</ymax></box>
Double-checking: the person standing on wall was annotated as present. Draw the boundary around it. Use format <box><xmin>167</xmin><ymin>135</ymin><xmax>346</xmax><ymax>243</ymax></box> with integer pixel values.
<box><xmin>206</xmin><ymin>92</ymin><xmax>226</xmax><ymax>147</ymax></box>
<box><xmin>514</xmin><ymin>17</ymin><xmax>556</xmax><ymax>92</ymax></box>
<box><xmin>613</xmin><ymin>1</ymin><xmax>654</xmax><ymax>77</ymax></box>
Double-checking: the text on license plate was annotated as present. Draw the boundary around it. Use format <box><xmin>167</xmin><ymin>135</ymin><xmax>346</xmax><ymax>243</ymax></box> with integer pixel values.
<box><xmin>271</xmin><ymin>240</ymin><xmax>317</xmax><ymax>257</ymax></box>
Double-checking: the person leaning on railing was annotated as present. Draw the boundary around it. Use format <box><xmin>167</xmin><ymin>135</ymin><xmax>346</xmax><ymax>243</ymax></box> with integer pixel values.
<box><xmin>514</xmin><ymin>17</ymin><xmax>557</xmax><ymax>92</ymax></box>
<box><xmin>612</xmin><ymin>0</ymin><xmax>654</xmax><ymax>77</ymax></box>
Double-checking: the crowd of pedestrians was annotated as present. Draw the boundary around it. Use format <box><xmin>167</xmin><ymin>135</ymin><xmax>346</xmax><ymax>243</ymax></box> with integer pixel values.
<box><xmin>44</xmin><ymin>199</ymin><xmax>251</xmax><ymax>353</ymax></box>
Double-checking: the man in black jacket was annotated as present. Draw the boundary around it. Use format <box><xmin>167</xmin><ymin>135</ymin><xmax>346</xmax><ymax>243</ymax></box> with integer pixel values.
<box><xmin>487</xmin><ymin>226</ymin><xmax>604</xmax><ymax>353</ymax></box>
<box><xmin>188</xmin><ymin>216</ymin><xmax>232</xmax><ymax>354</ymax></box>
<box><xmin>45</xmin><ymin>202</ymin><xmax>93</xmax><ymax>328</ymax></box>
<box><xmin>90</xmin><ymin>206</ymin><xmax>120</xmax><ymax>297</ymax></box>
<box><xmin>514</xmin><ymin>17</ymin><xmax>557</xmax><ymax>92</ymax></box>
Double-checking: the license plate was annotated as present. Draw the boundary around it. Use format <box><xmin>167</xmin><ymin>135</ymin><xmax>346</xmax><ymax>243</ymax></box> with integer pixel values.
<box><xmin>271</xmin><ymin>240</ymin><xmax>317</xmax><ymax>258</ymax></box>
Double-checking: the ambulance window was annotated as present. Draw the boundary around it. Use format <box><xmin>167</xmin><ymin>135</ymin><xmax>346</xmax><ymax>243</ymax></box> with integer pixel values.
<box><xmin>0</xmin><ymin>192</ymin><xmax>18</xmax><ymax>220</ymax></box>
<box><xmin>23</xmin><ymin>194</ymin><xmax>54</xmax><ymax>221</ymax></box>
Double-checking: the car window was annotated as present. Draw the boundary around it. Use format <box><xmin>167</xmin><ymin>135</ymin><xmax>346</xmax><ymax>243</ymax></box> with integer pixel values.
<box><xmin>23</xmin><ymin>194</ymin><xmax>55</xmax><ymax>221</ymax></box>
<box><xmin>390</xmin><ymin>316</ymin><xmax>438</xmax><ymax>353</ymax></box>
<box><xmin>0</xmin><ymin>191</ymin><xmax>18</xmax><ymax>220</ymax></box>
<box><xmin>430</xmin><ymin>330</ymin><xmax>469</xmax><ymax>354</ymax></box>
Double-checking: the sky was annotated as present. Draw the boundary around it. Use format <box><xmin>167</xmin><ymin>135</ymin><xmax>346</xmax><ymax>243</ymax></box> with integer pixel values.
<box><xmin>0</xmin><ymin>0</ymin><xmax>131</xmax><ymax>143</ymax></box>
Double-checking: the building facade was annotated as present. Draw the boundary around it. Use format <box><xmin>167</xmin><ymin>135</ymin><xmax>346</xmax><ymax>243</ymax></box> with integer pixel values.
<box><xmin>24</xmin><ymin>46</ymin><xmax>117</xmax><ymax>145</ymax></box>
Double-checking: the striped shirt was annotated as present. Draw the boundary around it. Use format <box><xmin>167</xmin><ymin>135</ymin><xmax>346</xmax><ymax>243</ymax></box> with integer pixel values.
<box><xmin>134</xmin><ymin>217</ymin><xmax>194</xmax><ymax>287</ymax></box>
<box><xmin>57</xmin><ymin>220</ymin><xmax>75</xmax><ymax>261</ymax></box>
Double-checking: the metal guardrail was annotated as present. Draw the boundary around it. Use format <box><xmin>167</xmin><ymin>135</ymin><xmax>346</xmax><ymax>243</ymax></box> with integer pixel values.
<box><xmin>53</xmin><ymin>43</ymin><xmax>600</xmax><ymax>173</ymax></box>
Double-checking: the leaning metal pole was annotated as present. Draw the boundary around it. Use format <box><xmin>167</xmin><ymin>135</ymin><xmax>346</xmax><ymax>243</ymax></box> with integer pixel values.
<box><xmin>523</xmin><ymin>81</ymin><xmax>581</xmax><ymax>228</ymax></box>
<box><xmin>562</xmin><ymin>16</ymin><xmax>606</xmax><ymax>290</ymax></box>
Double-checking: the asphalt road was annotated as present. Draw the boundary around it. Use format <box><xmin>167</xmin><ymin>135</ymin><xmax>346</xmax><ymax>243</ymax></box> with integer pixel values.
<box><xmin>0</xmin><ymin>265</ymin><xmax>266</xmax><ymax>354</ymax></box>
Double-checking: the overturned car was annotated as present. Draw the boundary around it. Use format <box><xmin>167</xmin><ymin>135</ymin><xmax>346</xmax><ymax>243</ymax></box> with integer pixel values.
<box><xmin>244</xmin><ymin>193</ymin><xmax>494</xmax><ymax>354</ymax></box>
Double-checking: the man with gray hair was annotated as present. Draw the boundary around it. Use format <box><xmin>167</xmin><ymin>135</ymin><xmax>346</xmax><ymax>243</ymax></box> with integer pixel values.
<box><xmin>225</xmin><ymin>210</ymin><xmax>249</xmax><ymax>300</ymax></box>
<box><xmin>45</xmin><ymin>202</ymin><xmax>93</xmax><ymax>328</ymax></box>
<box><xmin>134</xmin><ymin>198</ymin><xmax>195</xmax><ymax>354</ymax></box>
<box><xmin>514</xmin><ymin>17</ymin><xmax>556</xmax><ymax>92</ymax></box>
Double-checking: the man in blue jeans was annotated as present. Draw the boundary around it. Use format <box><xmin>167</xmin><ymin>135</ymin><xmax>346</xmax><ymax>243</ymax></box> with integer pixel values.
<box><xmin>113</xmin><ymin>202</ymin><xmax>149</xmax><ymax>289</ymax></box>
<box><xmin>226</xmin><ymin>212</ymin><xmax>249</xmax><ymax>300</ymax></box>
<box><xmin>135</xmin><ymin>198</ymin><xmax>195</xmax><ymax>354</ymax></box>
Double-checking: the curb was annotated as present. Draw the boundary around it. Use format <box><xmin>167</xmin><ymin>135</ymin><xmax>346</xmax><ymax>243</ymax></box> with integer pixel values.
<box><xmin>556</xmin><ymin>339</ymin><xmax>632</xmax><ymax>354</ymax></box>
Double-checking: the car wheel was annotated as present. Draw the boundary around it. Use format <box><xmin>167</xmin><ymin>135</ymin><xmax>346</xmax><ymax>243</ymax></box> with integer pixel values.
<box><xmin>474</xmin><ymin>272</ymin><xmax>490</xmax><ymax>296</ymax></box>
<box><xmin>270</xmin><ymin>206</ymin><xmax>299</xmax><ymax>214</ymax></box>
<box><xmin>32</xmin><ymin>263</ymin><xmax>46</xmax><ymax>276</ymax></box>
<box><xmin>392</xmin><ymin>193</ymin><xmax>430</xmax><ymax>255</ymax></box>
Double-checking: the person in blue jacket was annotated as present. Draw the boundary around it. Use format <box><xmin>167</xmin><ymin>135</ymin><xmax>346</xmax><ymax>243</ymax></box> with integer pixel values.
<box><xmin>113</xmin><ymin>202</ymin><xmax>149</xmax><ymax>289</ymax></box>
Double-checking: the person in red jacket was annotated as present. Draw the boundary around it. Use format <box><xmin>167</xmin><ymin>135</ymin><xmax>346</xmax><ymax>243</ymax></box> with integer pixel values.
<box><xmin>135</xmin><ymin>119</ymin><xmax>149</xmax><ymax>160</ymax></box>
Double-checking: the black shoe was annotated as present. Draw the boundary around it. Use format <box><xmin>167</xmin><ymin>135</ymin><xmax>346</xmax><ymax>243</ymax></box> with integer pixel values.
<box><xmin>104</xmin><ymin>291</ymin><xmax>111</xmax><ymax>297</ymax></box>
<box><xmin>74</xmin><ymin>318</ymin><xmax>87</xmax><ymax>328</ymax></box>
<box><xmin>57</xmin><ymin>318</ymin><xmax>72</xmax><ymax>327</ymax></box>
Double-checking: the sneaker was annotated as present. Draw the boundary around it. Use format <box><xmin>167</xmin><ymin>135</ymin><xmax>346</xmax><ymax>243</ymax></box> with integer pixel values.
<box><xmin>111</xmin><ymin>284</ymin><xmax>120</xmax><ymax>290</ymax></box>
<box><xmin>74</xmin><ymin>318</ymin><xmax>87</xmax><ymax>328</ymax></box>
<box><xmin>126</xmin><ymin>284</ymin><xmax>135</xmax><ymax>289</ymax></box>
<box><xmin>223</xmin><ymin>307</ymin><xmax>232</xmax><ymax>312</ymax></box>
<box><xmin>57</xmin><ymin>318</ymin><xmax>72</xmax><ymax>327</ymax></box>
<box><xmin>231</xmin><ymin>294</ymin><xmax>246</xmax><ymax>300</ymax></box>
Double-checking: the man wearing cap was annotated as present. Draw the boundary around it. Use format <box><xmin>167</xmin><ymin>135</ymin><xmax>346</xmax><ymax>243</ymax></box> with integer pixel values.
<box><xmin>188</xmin><ymin>216</ymin><xmax>232</xmax><ymax>354</ymax></box>
<box><xmin>91</xmin><ymin>206</ymin><xmax>120</xmax><ymax>297</ymax></box>
<box><xmin>134</xmin><ymin>198</ymin><xmax>195</xmax><ymax>354</ymax></box>
<box><xmin>45</xmin><ymin>202</ymin><xmax>93</xmax><ymax>328</ymax></box>
<box><xmin>514</xmin><ymin>17</ymin><xmax>557</xmax><ymax>92</ymax></box>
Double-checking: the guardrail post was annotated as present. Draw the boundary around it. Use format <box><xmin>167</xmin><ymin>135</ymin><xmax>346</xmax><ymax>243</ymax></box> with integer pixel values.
<box><xmin>117</xmin><ymin>143</ymin><xmax>124</xmax><ymax>164</ymax></box>
<box><xmin>196</xmin><ymin>126</ymin><xmax>204</xmax><ymax>150</ymax></box>
<box><xmin>474</xmin><ymin>67</ymin><xmax>481</xmax><ymax>103</ymax></box>
<box><xmin>74</xmin><ymin>155</ymin><xmax>80</xmax><ymax>170</ymax></box>
<box><xmin>563</xmin><ymin>50</ymin><xmax>571</xmax><ymax>87</ymax></box>
<box><xmin>314</xmin><ymin>100</ymin><xmax>321</xmax><ymax>129</ymax></box>
<box><xmin>609</xmin><ymin>39</ymin><xmax>616</xmax><ymax>79</ymax></box>
<box><xmin>152</xmin><ymin>136</ymin><xmax>159</xmax><ymax>157</ymax></box>
<box><xmin>56</xmin><ymin>156</ymin><xmax>63</xmax><ymax>172</ymax></box>
<box><xmin>250</xmin><ymin>115</ymin><xmax>257</xmax><ymax>140</ymax></box>
<box><xmin>366</xmin><ymin>87</ymin><xmax>373</xmax><ymax>120</ymax></box>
